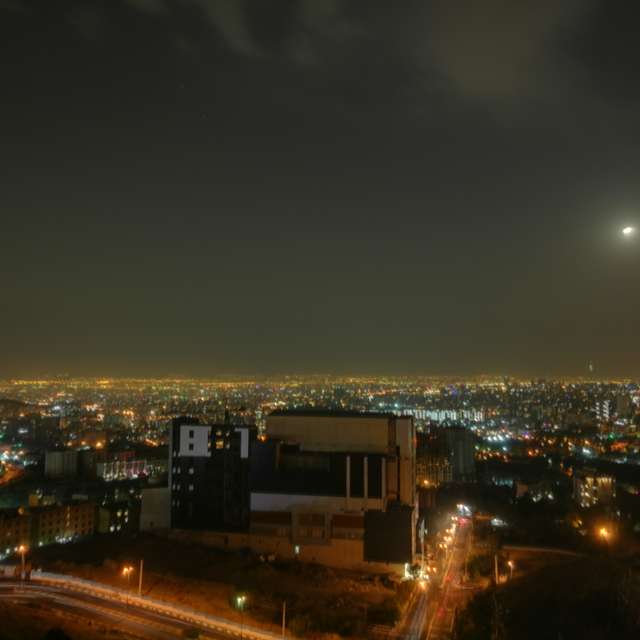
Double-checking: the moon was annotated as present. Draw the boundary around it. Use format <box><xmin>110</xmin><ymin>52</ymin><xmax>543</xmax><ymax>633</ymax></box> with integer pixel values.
<box><xmin>622</xmin><ymin>226</ymin><xmax>635</xmax><ymax>237</ymax></box>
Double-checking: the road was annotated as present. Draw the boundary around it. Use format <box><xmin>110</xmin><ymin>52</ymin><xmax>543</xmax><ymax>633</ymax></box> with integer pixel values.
<box><xmin>0</xmin><ymin>463</ymin><xmax>24</xmax><ymax>486</ymax></box>
<box><xmin>424</xmin><ymin>519</ymin><xmax>473</xmax><ymax>640</ymax></box>
<box><xmin>401</xmin><ymin>585</ymin><xmax>429</xmax><ymax>640</ymax></box>
<box><xmin>0</xmin><ymin>577</ymin><xmax>285</xmax><ymax>640</ymax></box>
<box><xmin>0</xmin><ymin>583</ymin><xmax>180</xmax><ymax>639</ymax></box>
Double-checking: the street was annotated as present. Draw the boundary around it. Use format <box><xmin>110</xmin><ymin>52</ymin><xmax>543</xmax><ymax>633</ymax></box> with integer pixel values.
<box><xmin>0</xmin><ymin>462</ymin><xmax>24</xmax><ymax>486</ymax></box>
<box><xmin>395</xmin><ymin>515</ymin><xmax>475</xmax><ymax>640</ymax></box>
<box><xmin>425</xmin><ymin>518</ymin><xmax>474</xmax><ymax>640</ymax></box>
<box><xmin>0</xmin><ymin>577</ymin><xmax>285</xmax><ymax>640</ymax></box>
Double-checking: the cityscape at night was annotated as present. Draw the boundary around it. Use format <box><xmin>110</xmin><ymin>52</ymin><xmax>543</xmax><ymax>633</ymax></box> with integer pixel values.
<box><xmin>0</xmin><ymin>375</ymin><xmax>639</xmax><ymax>638</ymax></box>
<box><xmin>2</xmin><ymin>0</ymin><xmax>640</xmax><ymax>639</ymax></box>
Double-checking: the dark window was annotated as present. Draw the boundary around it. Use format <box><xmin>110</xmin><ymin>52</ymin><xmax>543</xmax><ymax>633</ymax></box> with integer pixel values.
<box><xmin>189</xmin><ymin>429</ymin><xmax>194</xmax><ymax>438</ymax></box>
<box><xmin>350</xmin><ymin>455</ymin><xmax>364</xmax><ymax>497</ymax></box>
<box><xmin>188</xmin><ymin>443</ymin><xmax>194</xmax><ymax>451</ymax></box>
<box><xmin>280</xmin><ymin>452</ymin><xmax>330</xmax><ymax>472</ymax></box>
<box><xmin>368</xmin><ymin>457</ymin><xmax>382</xmax><ymax>498</ymax></box>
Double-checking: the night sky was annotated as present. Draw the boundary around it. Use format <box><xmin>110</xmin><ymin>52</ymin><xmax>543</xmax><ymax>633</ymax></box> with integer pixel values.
<box><xmin>2</xmin><ymin>0</ymin><xmax>639</xmax><ymax>378</ymax></box>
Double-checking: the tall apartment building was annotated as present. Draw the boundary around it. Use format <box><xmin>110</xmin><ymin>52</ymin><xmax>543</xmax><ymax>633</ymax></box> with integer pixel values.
<box><xmin>441</xmin><ymin>426</ymin><xmax>476</xmax><ymax>482</ymax></box>
<box><xmin>416</xmin><ymin>433</ymin><xmax>453</xmax><ymax>487</ymax></box>
<box><xmin>170</xmin><ymin>417</ymin><xmax>252</xmax><ymax>531</ymax></box>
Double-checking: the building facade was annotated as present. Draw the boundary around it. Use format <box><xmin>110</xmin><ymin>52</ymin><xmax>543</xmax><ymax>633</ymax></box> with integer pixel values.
<box><xmin>0</xmin><ymin>509</ymin><xmax>30</xmax><ymax>559</ymax></box>
<box><xmin>573</xmin><ymin>467</ymin><xmax>616</xmax><ymax>509</ymax></box>
<box><xmin>250</xmin><ymin>410</ymin><xmax>418</xmax><ymax>569</ymax></box>
<box><xmin>30</xmin><ymin>501</ymin><xmax>95</xmax><ymax>546</ymax></box>
<box><xmin>170</xmin><ymin>418</ymin><xmax>252</xmax><ymax>531</ymax></box>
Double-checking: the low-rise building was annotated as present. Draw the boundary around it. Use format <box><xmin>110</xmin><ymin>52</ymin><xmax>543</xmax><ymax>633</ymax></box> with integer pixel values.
<box><xmin>31</xmin><ymin>501</ymin><xmax>95</xmax><ymax>546</ymax></box>
<box><xmin>573</xmin><ymin>467</ymin><xmax>616</xmax><ymax>509</ymax></box>
<box><xmin>98</xmin><ymin>501</ymin><xmax>134</xmax><ymax>534</ymax></box>
<box><xmin>44</xmin><ymin>450</ymin><xmax>78</xmax><ymax>479</ymax></box>
<box><xmin>0</xmin><ymin>508</ymin><xmax>30</xmax><ymax>559</ymax></box>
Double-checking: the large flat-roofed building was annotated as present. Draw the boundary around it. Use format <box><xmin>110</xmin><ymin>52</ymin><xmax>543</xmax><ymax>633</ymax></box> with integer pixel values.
<box><xmin>262</xmin><ymin>410</ymin><xmax>415</xmax><ymax>505</ymax></box>
<box><xmin>166</xmin><ymin>411</ymin><xmax>418</xmax><ymax>574</ymax></box>
<box><xmin>248</xmin><ymin>410</ymin><xmax>417</xmax><ymax>570</ymax></box>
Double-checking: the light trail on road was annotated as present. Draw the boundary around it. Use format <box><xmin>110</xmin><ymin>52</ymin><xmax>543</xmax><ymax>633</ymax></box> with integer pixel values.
<box><xmin>425</xmin><ymin>519</ymin><xmax>474</xmax><ymax>640</ymax></box>
<box><xmin>0</xmin><ymin>581</ymin><xmax>275</xmax><ymax>640</ymax></box>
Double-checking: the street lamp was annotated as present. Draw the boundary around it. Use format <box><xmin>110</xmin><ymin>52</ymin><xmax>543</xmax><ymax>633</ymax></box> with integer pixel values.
<box><xmin>18</xmin><ymin>545</ymin><xmax>27</xmax><ymax>587</ymax></box>
<box><xmin>236</xmin><ymin>594</ymin><xmax>246</xmax><ymax>639</ymax></box>
<box><xmin>507</xmin><ymin>560</ymin><xmax>514</xmax><ymax>581</ymax></box>
<box><xmin>122</xmin><ymin>565</ymin><xmax>134</xmax><ymax>606</ymax></box>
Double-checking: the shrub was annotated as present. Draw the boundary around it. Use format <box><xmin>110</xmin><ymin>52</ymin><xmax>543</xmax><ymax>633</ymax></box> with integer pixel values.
<box><xmin>289</xmin><ymin>614</ymin><xmax>311</xmax><ymax>636</ymax></box>
<box><xmin>368</xmin><ymin>597</ymin><xmax>401</xmax><ymax>626</ymax></box>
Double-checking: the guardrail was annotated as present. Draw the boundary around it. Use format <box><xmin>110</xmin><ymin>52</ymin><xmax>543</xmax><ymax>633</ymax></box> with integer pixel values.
<box><xmin>502</xmin><ymin>545</ymin><xmax>585</xmax><ymax>557</ymax></box>
<box><xmin>31</xmin><ymin>570</ymin><xmax>288</xmax><ymax>640</ymax></box>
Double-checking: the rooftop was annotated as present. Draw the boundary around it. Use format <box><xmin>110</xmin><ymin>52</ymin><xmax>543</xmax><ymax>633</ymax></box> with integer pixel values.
<box><xmin>267</xmin><ymin>409</ymin><xmax>400</xmax><ymax>419</ymax></box>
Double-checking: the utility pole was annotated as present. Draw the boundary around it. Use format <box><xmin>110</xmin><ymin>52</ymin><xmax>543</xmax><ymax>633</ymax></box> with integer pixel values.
<box><xmin>494</xmin><ymin>554</ymin><xmax>499</xmax><ymax>585</ymax></box>
<box><xmin>421</xmin><ymin>526</ymin><xmax>425</xmax><ymax>577</ymax></box>
<box><xmin>282</xmin><ymin>600</ymin><xmax>286</xmax><ymax>639</ymax></box>
<box><xmin>138</xmin><ymin>558</ymin><xmax>144</xmax><ymax>596</ymax></box>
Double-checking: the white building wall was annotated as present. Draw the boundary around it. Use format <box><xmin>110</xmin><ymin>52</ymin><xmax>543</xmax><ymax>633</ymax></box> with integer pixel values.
<box><xmin>178</xmin><ymin>424</ymin><xmax>211</xmax><ymax>457</ymax></box>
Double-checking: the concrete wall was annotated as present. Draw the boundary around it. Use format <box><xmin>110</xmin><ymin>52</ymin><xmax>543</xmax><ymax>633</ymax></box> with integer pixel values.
<box><xmin>140</xmin><ymin>487</ymin><xmax>170</xmax><ymax>531</ymax></box>
<box><xmin>266</xmin><ymin>415</ymin><xmax>392</xmax><ymax>453</ymax></box>
<box><xmin>168</xmin><ymin>528</ymin><xmax>404</xmax><ymax>576</ymax></box>
<box><xmin>250</xmin><ymin>492</ymin><xmax>383</xmax><ymax>513</ymax></box>
<box><xmin>178</xmin><ymin>424</ymin><xmax>211</xmax><ymax>457</ymax></box>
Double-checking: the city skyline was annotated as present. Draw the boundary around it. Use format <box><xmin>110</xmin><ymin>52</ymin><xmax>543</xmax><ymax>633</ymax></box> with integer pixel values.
<box><xmin>2</xmin><ymin>3</ymin><xmax>639</xmax><ymax>639</ymax></box>
<box><xmin>3</xmin><ymin>0</ymin><xmax>640</xmax><ymax>378</ymax></box>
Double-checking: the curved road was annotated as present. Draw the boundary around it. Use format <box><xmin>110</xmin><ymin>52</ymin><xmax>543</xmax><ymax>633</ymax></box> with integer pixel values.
<box><xmin>0</xmin><ymin>580</ymin><xmax>272</xmax><ymax>640</ymax></box>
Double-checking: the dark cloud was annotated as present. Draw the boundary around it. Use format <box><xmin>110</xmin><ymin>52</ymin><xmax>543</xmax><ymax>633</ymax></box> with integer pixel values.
<box><xmin>125</xmin><ymin>0</ymin><xmax>167</xmax><ymax>13</ymax></box>
<box><xmin>0</xmin><ymin>0</ymin><xmax>31</xmax><ymax>13</ymax></box>
<box><xmin>1</xmin><ymin>0</ymin><xmax>639</xmax><ymax>377</ymax></box>
<box><xmin>115</xmin><ymin>0</ymin><xmax>611</xmax><ymax>108</ymax></box>
<box><xmin>67</xmin><ymin>2</ymin><xmax>107</xmax><ymax>40</ymax></box>
<box><xmin>422</xmin><ymin>0</ymin><xmax>597</xmax><ymax>100</ymax></box>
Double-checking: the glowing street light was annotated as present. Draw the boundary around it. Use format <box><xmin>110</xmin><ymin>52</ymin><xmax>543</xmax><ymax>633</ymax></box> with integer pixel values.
<box><xmin>622</xmin><ymin>226</ymin><xmax>635</xmax><ymax>237</ymax></box>
<box><xmin>18</xmin><ymin>544</ymin><xmax>27</xmax><ymax>586</ymax></box>
<box><xmin>507</xmin><ymin>560</ymin><xmax>514</xmax><ymax>580</ymax></box>
<box><xmin>236</xmin><ymin>594</ymin><xmax>247</xmax><ymax>639</ymax></box>
<box><xmin>598</xmin><ymin>527</ymin><xmax>610</xmax><ymax>541</ymax></box>
<box><xmin>122</xmin><ymin>565</ymin><xmax>134</xmax><ymax>606</ymax></box>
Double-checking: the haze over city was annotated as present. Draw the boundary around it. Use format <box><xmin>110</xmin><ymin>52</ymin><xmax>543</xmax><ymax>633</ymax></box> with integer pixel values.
<box><xmin>2</xmin><ymin>0</ymin><xmax>639</xmax><ymax>379</ymax></box>
<box><xmin>1</xmin><ymin>2</ymin><xmax>640</xmax><ymax>640</ymax></box>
